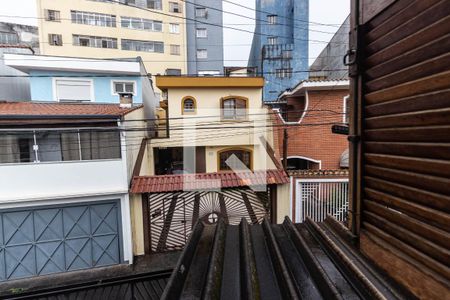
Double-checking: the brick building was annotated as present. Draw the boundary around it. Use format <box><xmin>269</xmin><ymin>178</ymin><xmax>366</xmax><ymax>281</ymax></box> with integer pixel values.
<box><xmin>271</xmin><ymin>79</ymin><xmax>349</xmax><ymax>170</ymax></box>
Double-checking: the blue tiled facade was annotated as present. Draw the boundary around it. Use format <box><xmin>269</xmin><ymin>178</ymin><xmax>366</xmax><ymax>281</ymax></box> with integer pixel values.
<box><xmin>186</xmin><ymin>0</ymin><xmax>224</xmax><ymax>75</ymax></box>
<box><xmin>248</xmin><ymin>0</ymin><xmax>309</xmax><ymax>102</ymax></box>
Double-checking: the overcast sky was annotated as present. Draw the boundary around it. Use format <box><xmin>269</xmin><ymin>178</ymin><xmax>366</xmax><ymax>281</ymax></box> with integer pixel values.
<box><xmin>0</xmin><ymin>0</ymin><xmax>349</xmax><ymax>67</ymax></box>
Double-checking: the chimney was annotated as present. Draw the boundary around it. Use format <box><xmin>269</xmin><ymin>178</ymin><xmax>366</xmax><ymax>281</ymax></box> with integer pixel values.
<box><xmin>119</xmin><ymin>92</ymin><xmax>133</xmax><ymax>108</ymax></box>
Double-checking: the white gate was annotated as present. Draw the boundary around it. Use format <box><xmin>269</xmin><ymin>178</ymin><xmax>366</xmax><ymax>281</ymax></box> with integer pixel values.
<box><xmin>295</xmin><ymin>178</ymin><xmax>349</xmax><ymax>223</ymax></box>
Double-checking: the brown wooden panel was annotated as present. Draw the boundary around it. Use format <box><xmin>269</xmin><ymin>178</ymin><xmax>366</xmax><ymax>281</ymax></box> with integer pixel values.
<box><xmin>361</xmin><ymin>0</ymin><xmax>398</xmax><ymax>24</ymax></box>
<box><xmin>365</xmin><ymin>71</ymin><xmax>450</xmax><ymax>105</ymax></box>
<box><xmin>365</xmin><ymin>142</ymin><xmax>450</xmax><ymax>160</ymax></box>
<box><xmin>365</xmin><ymin>0</ymin><xmax>450</xmax><ymax>54</ymax></box>
<box><xmin>365</xmin><ymin>53</ymin><xmax>450</xmax><ymax>93</ymax></box>
<box><xmin>365</xmin><ymin>16</ymin><xmax>450</xmax><ymax>68</ymax></box>
<box><xmin>362</xmin><ymin>225</ymin><xmax>450</xmax><ymax>285</ymax></box>
<box><xmin>365</xmin><ymin>153</ymin><xmax>450</xmax><ymax>177</ymax></box>
<box><xmin>365</xmin><ymin>165</ymin><xmax>450</xmax><ymax>196</ymax></box>
<box><xmin>363</xmin><ymin>210</ymin><xmax>450</xmax><ymax>265</ymax></box>
<box><xmin>365</xmin><ymin>34</ymin><xmax>450</xmax><ymax>80</ymax></box>
<box><xmin>364</xmin><ymin>187</ymin><xmax>450</xmax><ymax>231</ymax></box>
<box><xmin>365</xmin><ymin>176</ymin><xmax>450</xmax><ymax>213</ymax></box>
<box><xmin>364</xmin><ymin>200</ymin><xmax>450</xmax><ymax>250</ymax></box>
<box><xmin>364</xmin><ymin>0</ymin><xmax>443</xmax><ymax>43</ymax></box>
<box><xmin>365</xmin><ymin>126</ymin><xmax>450</xmax><ymax>143</ymax></box>
<box><xmin>365</xmin><ymin>89</ymin><xmax>450</xmax><ymax>117</ymax></box>
<box><xmin>195</xmin><ymin>146</ymin><xmax>206</xmax><ymax>173</ymax></box>
<box><xmin>363</xmin><ymin>0</ymin><xmax>411</xmax><ymax>29</ymax></box>
<box><xmin>365</xmin><ymin>108</ymin><xmax>450</xmax><ymax>129</ymax></box>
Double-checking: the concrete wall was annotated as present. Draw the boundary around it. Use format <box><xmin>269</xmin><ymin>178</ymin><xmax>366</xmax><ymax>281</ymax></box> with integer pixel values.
<box><xmin>28</xmin><ymin>70</ymin><xmax>144</xmax><ymax>103</ymax></box>
<box><xmin>0</xmin><ymin>48</ymin><xmax>33</xmax><ymax>101</ymax></box>
<box><xmin>36</xmin><ymin>0</ymin><xmax>188</xmax><ymax>78</ymax></box>
<box><xmin>276</xmin><ymin>182</ymin><xmax>291</xmax><ymax>224</ymax></box>
<box><xmin>185</xmin><ymin>0</ymin><xmax>224</xmax><ymax>75</ymax></box>
<box><xmin>248</xmin><ymin>0</ymin><xmax>309</xmax><ymax>102</ymax></box>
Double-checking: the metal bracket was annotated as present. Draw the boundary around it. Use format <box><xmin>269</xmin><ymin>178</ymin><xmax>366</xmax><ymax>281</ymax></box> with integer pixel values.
<box><xmin>343</xmin><ymin>49</ymin><xmax>357</xmax><ymax>66</ymax></box>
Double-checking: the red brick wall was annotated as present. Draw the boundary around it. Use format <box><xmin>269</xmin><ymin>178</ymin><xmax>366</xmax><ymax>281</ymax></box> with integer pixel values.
<box><xmin>272</xmin><ymin>89</ymin><xmax>349</xmax><ymax>170</ymax></box>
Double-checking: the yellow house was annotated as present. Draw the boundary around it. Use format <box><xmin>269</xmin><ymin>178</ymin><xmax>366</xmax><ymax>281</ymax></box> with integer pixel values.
<box><xmin>129</xmin><ymin>76</ymin><xmax>290</xmax><ymax>256</ymax></box>
<box><xmin>36</xmin><ymin>0</ymin><xmax>187</xmax><ymax>81</ymax></box>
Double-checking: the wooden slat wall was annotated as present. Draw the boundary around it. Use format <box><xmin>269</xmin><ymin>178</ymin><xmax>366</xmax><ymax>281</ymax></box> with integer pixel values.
<box><xmin>355</xmin><ymin>0</ymin><xmax>450</xmax><ymax>297</ymax></box>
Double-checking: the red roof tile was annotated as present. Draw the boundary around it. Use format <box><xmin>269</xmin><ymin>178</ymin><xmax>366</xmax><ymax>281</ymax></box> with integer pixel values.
<box><xmin>131</xmin><ymin>169</ymin><xmax>289</xmax><ymax>193</ymax></box>
<box><xmin>0</xmin><ymin>102</ymin><xmax>142</xmax><ymax>118</ymax></box>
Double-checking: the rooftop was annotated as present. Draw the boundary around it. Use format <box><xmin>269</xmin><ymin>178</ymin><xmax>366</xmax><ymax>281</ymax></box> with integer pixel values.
<box><xmin>0</xmin><ymin>101</ymin><xmax>142</xmax><ymax>119</ymax></box>
<box><xmin>131</xmin><ymin>169</ymin><xmax>288</xmax><ymax>193</ymax></box>
<box><xmin>155</xmin><ymin>76</ymin><xmax>265</xmax><ymax>89</ymax></box>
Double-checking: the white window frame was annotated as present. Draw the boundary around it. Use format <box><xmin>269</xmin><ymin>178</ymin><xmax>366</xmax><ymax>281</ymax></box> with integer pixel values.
<box><xmin>169</xmin><ymin>2</ymin><xmax>181</xmax><ymax>13</ymax></box>
<box><xmin>196</xmin><ymin>49</ymin><xmax>207</xmax><ymax>59</ymax></box>
<box><xmin>268</xmin><ymin>36</ymin><xmax>278</xmax><ymax>45</ymax></box>
<box><xmin>170</xmin><ymin>44</ymin><xmax>181</xmax><ymax>55</ymax></box>
<box><xmin>52</xmin><ymin>78</ymin><xmax>95</xmax><ymax>102</ymax></box>
<box><xmin>343</xmin><ymin>95</ymin><xmax>350</xmax><ymax>123</ymax></box>
<box><xmin>267</xmin><ymin>14</ymin><xmax>277</xmax><ymax>24</ymax></box>
<box><xmin>195</xmin><ymin>7</ymin><xmax>206</xmax><ymax>18</ymax></box>
<box><xmin>196</xmin><ymin>28</ymin><xmax>207</xmax><ymax>38</ymax></box>
<box><xmin>111</xmin><ymin>80</ymin><xmax>137</xmax><ymax>96</ymax></box>
<box><xmin>169</xmin><ymin>23</ymin><xmax>180</xmax><ymax>34</ymax></box>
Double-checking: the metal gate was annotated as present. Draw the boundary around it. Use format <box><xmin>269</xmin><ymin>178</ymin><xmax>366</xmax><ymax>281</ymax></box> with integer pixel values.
<box><xmin>295</xmin><ymin>179</ymin><xmax>349</xmax><ymax>223</ymax></box>
<box><xmin>148</xmin><ymin>188</ymin><xmax>268</xmax><ymax>252</ymax></box>
<box><xmin>0</xmin><ymin>201</ymin><xmax>122</xmax><ymax>281</ymax></box>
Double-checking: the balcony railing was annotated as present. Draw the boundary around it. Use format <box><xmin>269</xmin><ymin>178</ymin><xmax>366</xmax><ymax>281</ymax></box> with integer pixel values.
<box><xmin>262</xmin><ymin>43</ymin><xmax>294</xmax><ymax>60</ymax></box>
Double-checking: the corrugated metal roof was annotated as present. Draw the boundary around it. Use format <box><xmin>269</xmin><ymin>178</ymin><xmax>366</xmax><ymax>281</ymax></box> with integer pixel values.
<box><xmin>131</xmin><ymin>170</ymin><xmax>289</xmax><ymax>193</ymax></box>
<box><xmin>161</xmin><ymin>217</ymin><xmax>412</xmax><ymax>299</ymax></box>
<box><xmin>0</xmin><ymin>102</ymin><xmax>142</xmax><ymax>118</ymax></box>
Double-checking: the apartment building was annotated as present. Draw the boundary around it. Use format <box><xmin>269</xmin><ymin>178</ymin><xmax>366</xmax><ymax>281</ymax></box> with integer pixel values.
<box><xmin>185</xmin><ymin>0</ymin><xmax>224</xmax><ymax>75</ymax></box>
<box><xmin>248</xmin><ymin>0</ymin><xmax>309</xmax><ymax>102</ymax></box>
<box><xmin>36</xmin><ymin>0</ymin><xmax>188</xmax><ymax>78</ymax></box>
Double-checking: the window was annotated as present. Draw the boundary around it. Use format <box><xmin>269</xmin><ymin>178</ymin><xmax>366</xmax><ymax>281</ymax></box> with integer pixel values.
<box><xmin>198</xmin><ymin>70</ymin><xmax>220</xmax><ymax>76</ymax></box>
<box><xmin>218</xmin><ymin>149</ymin><xmax>252</xmax><ymax>171</ymax></box>
<box><xmin>147</xmin><ymin>0</ymin><xmax>162</xmax><ymax>10</ymax></box>
<box><xmin>169</xmin><ymin>23</ymin><xmax>180</xmax><ymax>33</ymax></box>
<box><xmin>196</xmin><ymin>49</ymin><xmax>207</xmax><ymax>59</ymax></box>
<box><xmin>0</xmin><ymin>32</ymin><xmax>18</xmax><ymax>44</ymax></box>
<box><xmin>343</xmin><ymin>95</ymin><xmax>350</xmax><ymax>124</ymax></box>
<box><xmin>71</xmin><ymin>11</ymin><xmax>116</xmax><ymax>27</ymax></box>
<box><xmin>182</xmin><ymin>97</ymin><xmax>196</xmax><ymax>114</ymax></box>
<box><xmin>195</xmin><ymin>7</ymin><xmax>206</xmax><ymax>17</ymax></box>
<box><xmin>112</xmin><ymin>81</ymin><xmax>136</xmax><ymax>95</ymax></box>
<box><xmin>166</xmin><ymin>68</ymin><xmax>181</xmax><ymax>75</ymax></box>
<box><xmin>48</xmin><ymin>34</ymin><xmax>63</xmax><ymax>46</ymax></box>
<box><xmin>0</xmin><ymin>130</ymin><xmax>121</xmax><ymax>164</ymax></box>
<box><xmin>170</xmin><ymin>44</ymin><xmax>180</xmax><ymax>55</ymax></box>
<box><xmin>55</xmin><ymin>79</ymin><xmax>93</xmax><ymax>102</ymax></box>
<box><xmin>121</xmin><ymin>39</ymin><xmax>164</xmax><ymax>53</ymax></box>
<box><xmin>275</xmin><ymin>68</ymin><xmax>292</xmax><ymax>78</ymax></box>
<box><xmin>121</xmin><ymin>16</ymin><xmax>162</xmax><ymax>31</ymax></box>
<box><xmin>282</xmin><ymin>50</ymin><xmax>292</xmax><ymax>59</ymax></box>
<box><xmin>169</xmin><ymin>2</ymin><xmax>181</xmax><ymax>13</ymax></box>
<box><xmin>196</xmin><ymin>28</ymin><xmax>207</xmax><ymax>38</ymax></box>
<box><xmin>267</xmin><ymin>14</ymin><xmax>277</xmax><ymax>24</ymax></box>
<box><xmin>268</xmin><ymin>36</ymin><xmax>278</xmax><ymax>45</ymax></box>
<box><xmin>45</xmin><ymin>10</ymin><xmax>61</xmax><ymax>22</ymax></box>
<box><xmin>221</xmin><ymin>97</ymin><xmax>247</xmax><ymax>120</ymax></box>
<box><xmin>73</xmin><ymin>34</ymin><xmax>117</xmax><ymax>48</ymax></box>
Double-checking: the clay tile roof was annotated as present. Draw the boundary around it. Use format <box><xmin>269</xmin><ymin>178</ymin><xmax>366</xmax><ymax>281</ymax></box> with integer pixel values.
<box><xmin>0</xmin><ymin>102</ymin><xmax>142</xmax><ymax>118</ymax></box>
<box><xmin>130</xmin><ymin>169</ymin><xmax>289</xmax><ymax>193</ymax></box>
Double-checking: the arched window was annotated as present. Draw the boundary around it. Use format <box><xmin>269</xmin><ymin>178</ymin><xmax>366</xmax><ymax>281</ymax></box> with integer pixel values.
<box><xmin>218</xmin><ymin>148</ymin><xmax>252</xmax><ymax>171</ymax></box>
<box><xmin>221</xmin><ymin>96</ymin><xmax>247</xmax><ymax>120</ymax></box>
<box><xmin>286</xmin><ymin>157</ymin><xmax>320</xmax><ymax>170</ymax></box>
<box><xmin>182</xmin><ymin>97</ymin><xmax>196</xmax><ymax>114</ymax></box>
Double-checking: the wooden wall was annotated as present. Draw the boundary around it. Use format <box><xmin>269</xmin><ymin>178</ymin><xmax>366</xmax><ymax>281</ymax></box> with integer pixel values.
<box><xmin>350</xmin><ymin>0</ymin><xmax>450</xmax><ymax>298</ymax></box>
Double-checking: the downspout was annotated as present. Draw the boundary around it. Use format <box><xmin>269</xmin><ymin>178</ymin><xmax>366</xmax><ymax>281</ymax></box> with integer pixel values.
<box><xmin>347</xmin><ymin>0</ymin><xmax>361</xmax><ymax>238</ymax></box>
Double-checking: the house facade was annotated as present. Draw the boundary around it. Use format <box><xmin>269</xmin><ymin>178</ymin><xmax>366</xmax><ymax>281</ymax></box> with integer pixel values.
<box><xmin>4</xmin><ymin>54</ymin><xmax>158</xmax><ymax>119</ymax></box>
<box><xmin>248</xmin><ymin>0</ymin><xmax>309</xmax><ymax>102</ymax></box>
<box><xmin>0</xmin><ymin>102</ymin><xmax>146</xmax><ymax>282</ymax></box>
<box><xmin>128</xmin><ymin>76</ymin><xmax>289</xmax><ymax>255</ymax></box>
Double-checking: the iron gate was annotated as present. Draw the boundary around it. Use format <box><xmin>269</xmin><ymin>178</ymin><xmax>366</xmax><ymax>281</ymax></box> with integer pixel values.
<box><xmin>295</xmin><ymin>179</ymin><xmax>349</xmax><ymax>223</ymax></box>
<box><xmin>148</xmin><ymin>188</ymin><xmax>269</xmax><ymax>252</ymax></box>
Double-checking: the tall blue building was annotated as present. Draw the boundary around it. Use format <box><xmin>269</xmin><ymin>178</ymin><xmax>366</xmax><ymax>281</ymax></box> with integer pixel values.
<box><xmin>186</xmin><ymin>0</ymin><xmax>224</xmax><ymax>76</ymax></box>
<box><xmin>248</xmin><ymin>0</ymin><xmax>309</xmax><ymax>102</ymax></box>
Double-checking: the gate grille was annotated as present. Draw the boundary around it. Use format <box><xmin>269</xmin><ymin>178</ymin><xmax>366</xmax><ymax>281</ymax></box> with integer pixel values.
<box><xmin>148</xmin><ymin>188</ymin><xmax>268</xmax><ymax>252</ymax></box>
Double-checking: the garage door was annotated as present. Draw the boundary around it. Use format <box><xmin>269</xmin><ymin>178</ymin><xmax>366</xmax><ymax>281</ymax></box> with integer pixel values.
<box><xmin>0</xmin><ymin>201</ymin><xmax>122</xmax><ymax>281</ymax></box>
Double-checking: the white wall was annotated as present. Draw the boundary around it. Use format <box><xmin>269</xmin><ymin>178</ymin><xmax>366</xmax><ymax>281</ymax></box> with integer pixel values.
<box><xmin>0</xmin><ymin>160</ymin><xmax>128</xmax><ymax>202</ymax></box>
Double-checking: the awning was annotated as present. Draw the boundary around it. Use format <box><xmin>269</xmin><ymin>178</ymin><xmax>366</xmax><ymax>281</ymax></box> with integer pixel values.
<box><xmin>130</xmin><ymin>169</ymin><xmax>289</xmax><ymax>193</ymax></box>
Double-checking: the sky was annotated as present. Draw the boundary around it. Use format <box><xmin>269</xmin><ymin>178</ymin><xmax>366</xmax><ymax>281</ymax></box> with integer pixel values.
<box><xmin>0</xmin><ymin>0</ymin><xmax>350</xmax><ymax>67</ymax></box>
